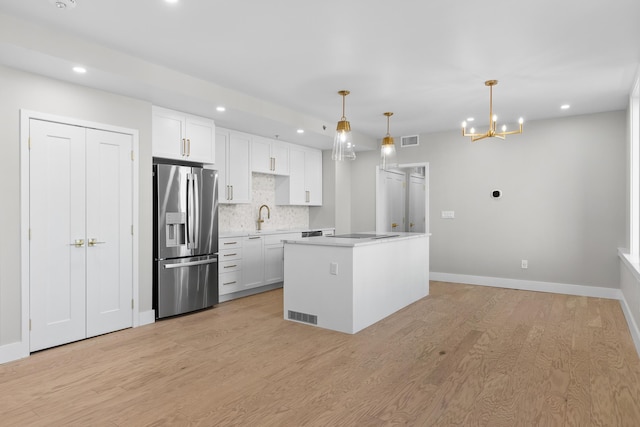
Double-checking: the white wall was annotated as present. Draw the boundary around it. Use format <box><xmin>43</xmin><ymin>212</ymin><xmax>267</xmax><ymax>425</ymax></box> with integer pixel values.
<box><xmin>0</xmin><ymin>65</ymin><xmax>153</xmax><ymax>347</ymax></box>
<box><xmin>351</xmin><ymin>111</ymin><xmax>626</xmax><ymax>289</ymax></box>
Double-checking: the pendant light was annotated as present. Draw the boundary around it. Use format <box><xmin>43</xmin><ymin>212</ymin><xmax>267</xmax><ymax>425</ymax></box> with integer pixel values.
<box><xmin>331</xmin><ymin>90</ymin><xmax>356</xmax><ymax>161</ymax></box>
<box><xmin>461</xmin><ymin>80</ymin><xmax>524</xmax><ymax>142</ymax></box>
<box><xmin>380</xmin><ymin>112</ymin><xmax>397</xmax><ymax>170</ymax></box>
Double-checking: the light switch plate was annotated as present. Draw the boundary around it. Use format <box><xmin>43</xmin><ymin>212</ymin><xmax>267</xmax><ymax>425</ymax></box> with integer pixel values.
<box><xmin>441</xmin><ymin>210</ymin><xmax>455</xmax><ymax>219</ymax></box>
<box><xmin>330</xmin><ymin>262</ymin><xmax>338</xmax><ymax>275</ymax></box>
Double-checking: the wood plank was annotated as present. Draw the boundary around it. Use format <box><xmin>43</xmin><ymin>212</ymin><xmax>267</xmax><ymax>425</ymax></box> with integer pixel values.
<box><xmin>0</xmin><ymin>282</ymin><xmax>639</xmax><ymax>425</ymax></box>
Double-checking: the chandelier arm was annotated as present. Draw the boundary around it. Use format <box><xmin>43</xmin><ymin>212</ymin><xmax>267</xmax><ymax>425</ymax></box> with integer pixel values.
<box><xmin>463</xmin><ymin>129</ymin><xmax>484</xmax><ymax>138</ymax></box>
<box><xmin>471</xmin><ymin>134</ymin><xmax>491</xmax><ymax>142</ymax></box>
<box><xmin>496</xmin><ymin>128</ymin><xmax>524</xmax><ymax>137</ymax></box>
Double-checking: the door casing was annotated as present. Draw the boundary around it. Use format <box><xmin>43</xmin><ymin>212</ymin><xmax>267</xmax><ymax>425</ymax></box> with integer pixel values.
<box><xmin>18</xmin><ymin>110</ymin><xmax>140</xmax><ymax>360</ymax></box>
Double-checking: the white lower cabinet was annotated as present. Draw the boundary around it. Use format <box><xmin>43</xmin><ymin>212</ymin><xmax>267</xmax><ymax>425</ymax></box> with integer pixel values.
<box><xmin>264</xmin><ymin>233</ymin><xmax>300</xmax><ymax>284</ymax></box>
<box><xmin>242</xmin><ymin>236</ymin><xmax>265</xmax><ymax>288</ymax></box>
<box><xmin>219</xmin><ymin>232</ymin><xmax>301</xmax><ymax>300</ymax></box>
<box><xmin>219</xmin><ymin>238</ymin><xmax>243</xmax><ymax>295</ymax></box>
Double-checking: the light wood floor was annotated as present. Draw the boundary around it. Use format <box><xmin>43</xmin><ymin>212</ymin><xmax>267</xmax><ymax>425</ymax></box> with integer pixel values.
<box><xmin>2</xmin><ymin>281</ymin><xmax>640</xmax><ymax>426</ymax></box>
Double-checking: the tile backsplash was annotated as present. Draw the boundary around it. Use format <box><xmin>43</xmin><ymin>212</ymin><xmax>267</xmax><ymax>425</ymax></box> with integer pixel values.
<box><xmin>219</xmin><ymin>173</ymin><xmax>309</xmax><ymax>232</ymax></box>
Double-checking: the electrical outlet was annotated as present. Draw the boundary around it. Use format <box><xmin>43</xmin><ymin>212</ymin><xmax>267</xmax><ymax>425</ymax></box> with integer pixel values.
<box><xmin>521</xmin><ymin>260</ymin><xmax>528</xmax><ymax>269</ymax></box>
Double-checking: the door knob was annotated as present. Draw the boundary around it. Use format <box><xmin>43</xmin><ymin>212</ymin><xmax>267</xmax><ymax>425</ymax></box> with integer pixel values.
<box><xmin>391</xmin><ymin>223</ymin><xmax>398</xmax><ymax>228</ymax></box>
<box><xmin>69</xmin><ymin>239</ymin><xmax>84</xmax><ymax>247</ymax></box>
<box><xmin>88</xmin><ymin>238</ymin><xmax>106</xmax><ymax>247</ymax></box>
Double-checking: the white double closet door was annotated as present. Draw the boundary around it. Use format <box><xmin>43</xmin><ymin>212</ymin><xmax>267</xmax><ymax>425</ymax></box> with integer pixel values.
<box><xmin>29</xmin><ymin>119</ymin><xmax>133</xmax><ymax>352</ymax></box>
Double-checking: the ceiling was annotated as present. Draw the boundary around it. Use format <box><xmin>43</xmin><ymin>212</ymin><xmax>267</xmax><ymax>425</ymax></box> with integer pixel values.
<box><xmin>0</xmin><ymin>0</ymin><xmax>639</xmax><ymax>151</ymax></box>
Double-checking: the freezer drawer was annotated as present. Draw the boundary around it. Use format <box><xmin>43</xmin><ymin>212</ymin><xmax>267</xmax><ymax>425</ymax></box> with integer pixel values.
<box><xmin>156</xmin><ymin>255</ymin><xmax>218</xmax><ymax>319</ymax></box>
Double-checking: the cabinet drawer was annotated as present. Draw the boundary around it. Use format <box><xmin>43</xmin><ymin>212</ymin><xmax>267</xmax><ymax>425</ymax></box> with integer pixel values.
<box><xmin>220</xmin><ymin>238</ymin><xmax>242</xmax><ymax>249</ymax></box>
<box><xmin>264</xmin><ymin>233</ymin><xmax>300</xmax><ymax>246</ymax></box>
<box><xmin>219</xmin><ymin>248</ymin><xmax>242</xmax><ymax>261</ymax></box>
<box><xmin>219</xmin><ymin>271</ymin><xmax>242</xmax><ymax>295</ymax></box>
<box><xmin>220</xmin><ymin>259</ymin><xmax>242</xmax><ymax>273</ymax></box>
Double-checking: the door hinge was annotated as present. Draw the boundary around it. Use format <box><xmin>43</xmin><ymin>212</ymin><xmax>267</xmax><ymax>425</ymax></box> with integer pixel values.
<box><xmin>28</xmin><ymin>137</ymin><xmax>31</xmax><ymax>150</ymax></box>
<box><xmin>131</xmin><ymin>150</ymin><xmax>134</xmax><ymax>161</ymax></box>
<box><xmin>131</xmin><ymin>225</ymin><xmax>134</xmax><ymax>235</ymax></box>
<box><xmin>131</xmin><ymin>299</ymin><xmax>134</xmax><ymax>309</ymax></box>
<box><xmin>29</xmin><ymin>319</ymin><xmax>32</xmax><ymax>331</ymax></box>
<box><xmin>29</xmin><ymin>228</ymin><xmax>31</xmax><ymax>240</ymax></box>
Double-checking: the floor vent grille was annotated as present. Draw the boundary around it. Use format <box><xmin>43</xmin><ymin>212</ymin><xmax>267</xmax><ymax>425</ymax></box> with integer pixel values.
<box><xmin>288</xmin><ymin>310</ymin><xmax>318</xmax><ymax>325</ymax></box>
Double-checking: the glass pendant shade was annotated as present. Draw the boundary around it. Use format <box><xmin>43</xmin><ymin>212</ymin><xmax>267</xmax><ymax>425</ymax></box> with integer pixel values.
<box><xmin>332</xmin><ymin>119</ymin><xmax>356</xmax><ymax>161</ymax></box>
<box><xmin>380</xmin><ymin>136</ymin><xmax>397</xmax><ymax>170</ymax></box>
<box><xmin>331</xmin><ymin>90</ymin><xmax>356</xmax><ymax>161</ymax></box>
<box><xmin>380</xmin><ymin>112</ymin><xmax>397</xmax><ymax>170</ymax></box>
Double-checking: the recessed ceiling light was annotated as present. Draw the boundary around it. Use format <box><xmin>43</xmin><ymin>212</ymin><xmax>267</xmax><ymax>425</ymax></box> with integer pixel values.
<box><xmin>561</xmin><ymin>104</ymin><xmax>570</xmax><ymax>110</ymax></box>
<box><xmin>297</xmin><ymin>129</ymin><xmax>304</xmax><ymax>134</ymax></box>
<box><xmin>165</xmin><ymin>0</ymin><xmax>179</xmax><ymax>3</ymax></box>
<box><xmin>466</xmin><ymin>117</ymin><xmax>475</xmax><ymax>122</ymax></box>
<box><xmin>216</xmin><ymin>106</ymin><xmax>226</xmax><ymax>112</ymax></box>
<box><xmin>72</xmin><ymin>66</ymin><xmax>87</xmax><ymax>74</ymax></box>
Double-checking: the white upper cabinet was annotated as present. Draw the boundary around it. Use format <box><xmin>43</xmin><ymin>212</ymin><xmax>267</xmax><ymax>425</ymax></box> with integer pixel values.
<box><xmin>251</xmin><ymin>136</ymin><xmax>289</xmax><ymax>175</ymax></box>
<box><xmin>275</xmin><ymin>146</ymin><xmax>322</xmax><ymax>206</ymax></box>
<box><xmin>152</xmin><ymin>106</ymin><xmax>215</xmax><ymax>164</ymax></box>
<box><xmin>215</xmin><ymin>128</ymin><xmax>251</xmax><ymax>204</ymax></box>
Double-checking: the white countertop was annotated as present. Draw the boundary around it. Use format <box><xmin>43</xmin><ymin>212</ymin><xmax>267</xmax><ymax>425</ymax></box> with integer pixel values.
<box><xmin>220</xmin><ymin>227</ymin><xmax>334</xmax><ymax>238</ymax></box>
<box><xmin>283</xmin><ymin>232</ymin><xmax>429</xmax><ymax>247</ymax></box>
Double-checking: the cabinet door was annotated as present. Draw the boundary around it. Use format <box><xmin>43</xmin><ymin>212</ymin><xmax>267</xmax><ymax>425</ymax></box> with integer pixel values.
<box><xmin>288</xmin><ymin>147</ymin><xmax>306</xmax><ymax>204</ymax></box>
<box><xmin>271</xmin><ymin>141</ymin><xmax>289</xmax><ymax>175</ymax></box>
<box><xmin>251</xmin><ymin>136</ymin><xmax>272</xmax><ymax>174</ymax></box>
<box><xmin>185</xmin><ymin>115</ymin><xmax>215</xmax><ymax>164</ymax></box>
<box><xmin>227</xmin><ymin>132</ymin><xmax>251</xmax><ymax>203</ymax></box>
<box><xmin>305</xmin><ymin>149</ymin><xmax>322</xmax><ymax>205</ymax></box>
<box><xmin>242</xmin><ymin>236</ymin><xmax>264</xmax><ymax>289</ymax></box>
<box><xmin>264</xmin><ymin>244</ymin><xmax>284</xmax><ymax>284</ymax></box>
<box><xmin>152</xmin><ymin>107</ymin><xmax>185</xmax><ymax>160</ymax></box>
<box><xmin>215</xmin><ymin>130</ymin><xmax>229</xmax><ymax>201</ymax></box>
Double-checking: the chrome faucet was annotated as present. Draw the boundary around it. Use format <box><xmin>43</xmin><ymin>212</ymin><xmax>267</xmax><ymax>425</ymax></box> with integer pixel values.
<box><xmin>257</xmin><ymin>204</ymin><xmax>271</xmax><ymax>231</ymax></box>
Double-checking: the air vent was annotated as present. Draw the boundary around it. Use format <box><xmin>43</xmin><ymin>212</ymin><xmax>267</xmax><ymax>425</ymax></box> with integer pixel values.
<box><xmin>288</xmin><ymin>310</ymin><xmax>318</xmax><ymax>325</ymax></box>
<box><xmin>401</xmin><ymin>135</ymin><xmax>419</xmax><ymax>147</ymax></box>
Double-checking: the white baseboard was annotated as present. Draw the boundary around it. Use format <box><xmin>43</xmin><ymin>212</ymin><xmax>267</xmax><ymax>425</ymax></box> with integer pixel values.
<box><xmin>0</xmin><ymin>340</ymin><xmax>28</xmax><ymax>365</ymax></box>
<box><xmin>619</xmin><ymin>293</ymin><xmax>640</xmax><ymax>357</ymax></box>
<box><xmin>430</xmin><ymin>272</ymin><xmax>623</xmax><ymax>300</ymax></box>
<box><xmin>138</xmin><ymin>310</ymin><xmax>156</xmax><ymax>326</ymax></box>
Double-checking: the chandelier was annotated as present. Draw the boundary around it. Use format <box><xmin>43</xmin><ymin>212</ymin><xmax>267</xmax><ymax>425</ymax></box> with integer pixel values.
<box><xmin>462</xmin><ymin>80</ymin><xmax>523</xmax><ymax>142</ymax></box>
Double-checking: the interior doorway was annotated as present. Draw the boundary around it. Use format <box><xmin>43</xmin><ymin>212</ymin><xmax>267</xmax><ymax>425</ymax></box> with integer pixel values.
<box><xmin>376</xmin><ymin>163</ymin><xmax>429</xmax><ymax>234</ymax></box>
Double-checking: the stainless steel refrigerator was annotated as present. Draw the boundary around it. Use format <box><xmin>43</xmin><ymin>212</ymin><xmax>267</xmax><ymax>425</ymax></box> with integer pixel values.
<box><xmin>153</xmin><ymin>162</ymin><xmax>218</xmax><ymax>319</ymax></box>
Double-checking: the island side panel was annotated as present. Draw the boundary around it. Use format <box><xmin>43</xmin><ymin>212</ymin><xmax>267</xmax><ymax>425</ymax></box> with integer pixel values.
<box><xmin>283</xmin><ymin>243</ymin><xmax>355</xmax><ymax>333</ymax></box>
<box><xmin>352</xmin><ymin>235</ymin><xmax>430</xmax><ymax>333</ymax></box>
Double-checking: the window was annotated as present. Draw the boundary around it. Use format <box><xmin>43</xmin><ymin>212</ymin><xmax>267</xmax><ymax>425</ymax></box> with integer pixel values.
<box><xmin>630</xmin><ymin>75</ymin><xmax>640</xmax><ymax>260</ymax></box>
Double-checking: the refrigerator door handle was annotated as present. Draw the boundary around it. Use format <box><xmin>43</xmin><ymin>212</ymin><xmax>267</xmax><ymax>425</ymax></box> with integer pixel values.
<box><xmin>193</xmin><ymin>172</ymin><xmax>200</xmax><ymax>249</ymax></box>
<box><xmin>186</xmin><ymin>173</ymin><xmax>194</xmax><ymax>249</ymax></box>
<box><xmin>163</xmin><ymin>258</ymin><xmax>218</xmax><ymax>269</ymax></box>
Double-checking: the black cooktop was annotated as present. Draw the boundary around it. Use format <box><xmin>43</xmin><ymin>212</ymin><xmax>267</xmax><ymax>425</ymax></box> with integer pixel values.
<box><xmin>328</xmin><ymin>233</ymin><xmax>399</xmax><ymax>239</ymax></box>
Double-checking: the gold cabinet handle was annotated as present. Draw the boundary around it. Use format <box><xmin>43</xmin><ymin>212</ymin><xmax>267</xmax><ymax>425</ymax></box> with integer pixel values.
<box><xmin>181</xmin><ymin>138</ymin><xmax>186</xmax><ymax>156</ymax></box>
<box><xmin>88</xmin><ymin>238</ymin><xmax>106</xmax><ymax>247</ymax></box>
<box><xmin>187</xmin><ymin>138</ymin><xmax>191</xmax><ymax>156</ymax></box>
<box><xmin>69</xmin><ymin>239</ymin><xmax>85</xmax><ymax>247</ymax></box>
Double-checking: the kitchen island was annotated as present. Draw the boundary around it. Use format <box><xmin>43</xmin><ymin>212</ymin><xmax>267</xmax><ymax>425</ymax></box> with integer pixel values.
<box><xmin>283</xmin><ymin>232</ymin><xmax>429</xmax><ymax>334</ymax></box>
